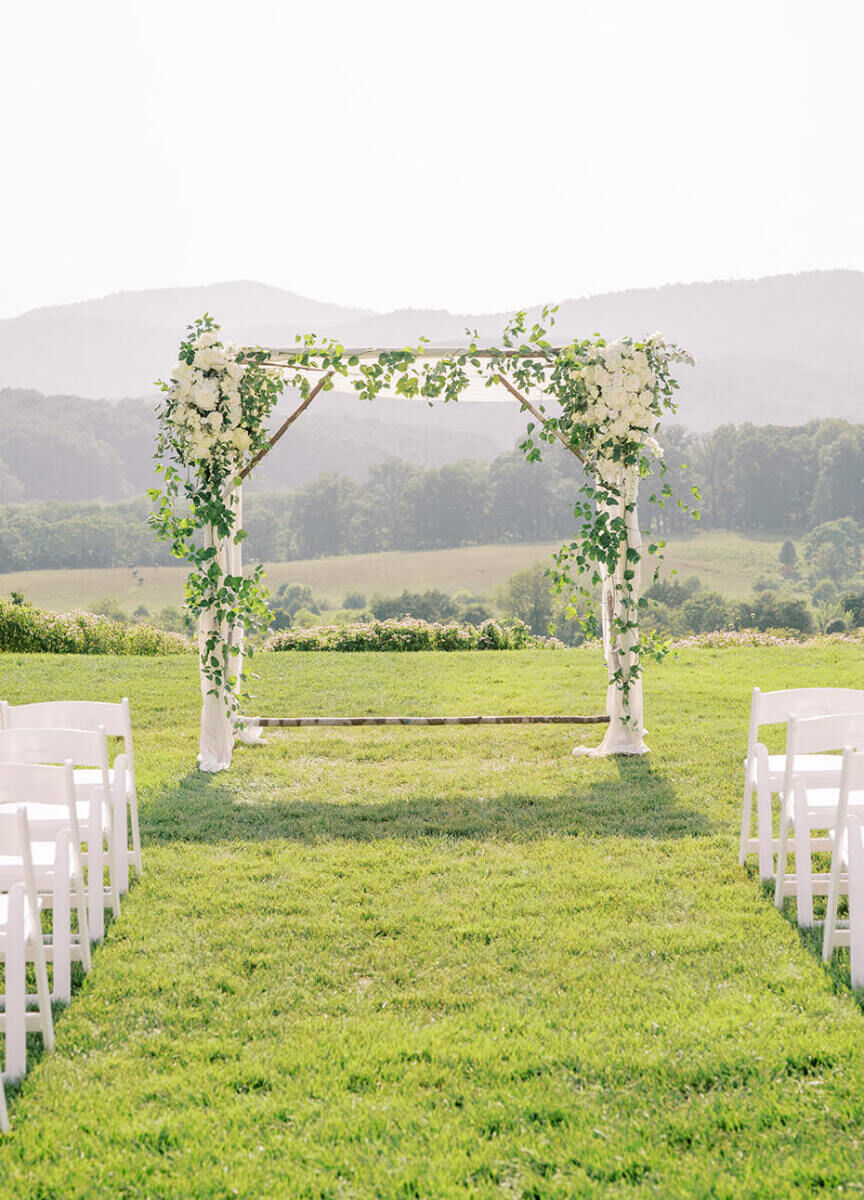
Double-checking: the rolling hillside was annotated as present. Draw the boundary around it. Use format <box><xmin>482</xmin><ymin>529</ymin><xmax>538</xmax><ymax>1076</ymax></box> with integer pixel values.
<box><xmin>0</xmin><ymin>272</ymin><xmax>861</xmax><ymax>431</ymax></box>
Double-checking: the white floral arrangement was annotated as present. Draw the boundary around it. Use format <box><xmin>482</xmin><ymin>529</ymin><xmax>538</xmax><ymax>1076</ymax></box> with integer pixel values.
<box><xmin>162</xmin><ymin>326</ymin><xmax>283</xmax><ymax>476</ymax></box>
<box><xmin>568</xmin><ymin>334</ymin><xmax>694</xmax><ymax>480</ymax></box>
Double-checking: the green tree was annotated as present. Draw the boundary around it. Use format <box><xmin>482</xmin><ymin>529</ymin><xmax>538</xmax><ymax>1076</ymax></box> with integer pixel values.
<box><xmin>803</xmin><ymin>518</ymin><xmax>864</xmax><ymax>583</ymax></box>
<box><xmin>497</xmin><ymin>564</ymin><xmax>555</xmax><ymax>636</ymax></box>
<box><xmin>778</xmin><ymin>539</ymin><xmax>798</xmax><ymax>574</ymax></box>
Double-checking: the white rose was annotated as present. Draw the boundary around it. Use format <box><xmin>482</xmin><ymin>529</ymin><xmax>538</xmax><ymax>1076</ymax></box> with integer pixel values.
<box><xmin>194</xmin><ymin>331</ymin><xmax>221</xmax><ymax>350</ymax></box>
<box><xmin>206</xmin><ymin>411</ymin><xmax>224</xmax><ymax>430</ymax></box>
<box><xmin>193</xmin><ymin>379</ymin><xmax>220</xmax><ymax>411</ymax></box>
<box><xmin>225</xmin><ymin>403</ymin><xmax>243</xmax><ymax>428</ymax></box>
<box><xmin>231</xmin><ymin>428</ymin><xmax>251</xmax><ymax>453</ymax></box>
<box><xmin>607</xmin><ymin>384</ymin><xmax>627</xmax><ymax>410</ymax></box>
<box><xmin>593</xmin><ymin>365</ymin><xmax>610</xmax><ymax>388</ymax></box>
<box><xmin>225</xmin><ymin>361</ymin><xmax>245</xmax><ymax>383</ymax></box>
<box><xmin>194</xmin><ymin>346</ymin><xmax>228</xmax><ymax>372</ymax></box>
<box><xmin>624</xmin><ymin>372</ymin><xmax>642</xmax><ymax>393</ymax></box>
<box><xmin>171</xmin><ymin>360</ymin><xmax>195</xmax><ymax>385</ymax></box>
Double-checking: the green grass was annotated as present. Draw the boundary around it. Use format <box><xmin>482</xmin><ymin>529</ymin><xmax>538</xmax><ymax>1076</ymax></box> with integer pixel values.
<box><xmin>1</xmin><ymin>645</ymin><xmax>863</xmax><ymax>1196</ymax></box>
<box><xmin>0</xmin><ymin>530</ymin><xmax>790</xmax><ymax>616</ymax></box>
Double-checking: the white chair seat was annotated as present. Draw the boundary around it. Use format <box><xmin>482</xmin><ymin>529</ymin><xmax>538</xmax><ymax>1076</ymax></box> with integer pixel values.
<box><xmin>0</xmin><ymin>893</ymin><xmax>42</xmax><ymax>943</ymax></box>
<box><xmin>765</xmin><ymin>753</ymin><xmax>843</xmax><ymax>781</ymax></box>
<box><xmin>798</xmin><ymin>787</ymin><xmax>864</xmax><ymax>814</ymax></box>
<box><xmin>73</xmin><ymin>767</ymin><xmax>116</xmax><ymax>789</ymax></box>
<box><xmin>0</xmin><ymin>844</ymin><xmax>61</xmax><ymax>872</ymax></box>
<box><xmin>12</xmin><ymin>798</ymin><xmax>109</xmax><ymax>837</ymax></box>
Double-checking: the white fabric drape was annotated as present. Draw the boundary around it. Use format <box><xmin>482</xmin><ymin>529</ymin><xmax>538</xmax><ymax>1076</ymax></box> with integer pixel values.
<box><xmin>198</xmin><ymin>486</ymin><xmax>248</xmax><ymax>772</ymax></box>
<box><xmin>574</xmin><ymin>465</ymin><xmax>648</xmax><ymax>757</ymax></box>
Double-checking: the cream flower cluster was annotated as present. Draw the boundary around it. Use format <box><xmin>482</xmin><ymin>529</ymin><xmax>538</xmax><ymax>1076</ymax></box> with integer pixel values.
<box><xmin>577</xmin><ymin>339</ymin><xmax>660</xmax><ymax>456</ymax></box>
<box><xmin>168</xmin><ymin>331</ymin><xmax>252</xmax><ymax>463</ymax></box>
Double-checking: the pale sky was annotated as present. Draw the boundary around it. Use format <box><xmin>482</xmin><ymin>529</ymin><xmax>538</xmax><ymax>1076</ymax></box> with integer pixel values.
<box><xmin>1</xmin><ymin>0</ymin><xmax>862</xmax><ymax>319</ymax></box>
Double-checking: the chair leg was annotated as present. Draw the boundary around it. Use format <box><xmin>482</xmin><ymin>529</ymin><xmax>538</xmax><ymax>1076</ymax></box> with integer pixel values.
<box><xmin>31</xmin><ymin>934</ymin><xmax>54</xmax><ymax>1054</ymax></box>
<box><xmin>88</xmin><ymin>828</ymin><xmax>105</xmax><ymax>941</ymax></box>
<box><xmin>795</xmin><ymin>811</ymin><xmax>815</xmax><ymax>927</ymax></box>
<box><xmin>113</xmin><ymin>790</ymin><xmax>129</xmax><ymax>896</ymax></box>
<box><xmin>129</xmin><ymin>784</ymin><xmax>143</xmax><ymax>875</ymax></box>
<box><xmin>739</xmin><ymin>775</ymin><xmax>754</xmax><ymax>866</ymax></box>
<box><xmin>851</xmin><ymin>856</ymin><xmax>864</xmax><ymax>988</ymax></box>
<box><xmin>775</xmin><ymin>800</ymin><xmax>793</xmax><ymax>909</ymax></box>
<box><xmin>757</xmin><ymin>780</ymin><xmax>774</xmax><ymax>880</ymax></box>
<box><xmin>4</xmin><ymin>904</ymin><xmax>26</xmax><ymax>1081</ymax></box>
<box><xmin>822</xmin><ymin>839</ymin><xmax>845</xmax><ymax>963</ymax></box>
<box><xmin>52</xmin><ymin>853</ymin><xmax>71</xmax><ymax>1006</ymax></box>
<box><xmin>72</xmin><ymin>868</ymin><xmax>91</xmax><ymax>972</ymax></box>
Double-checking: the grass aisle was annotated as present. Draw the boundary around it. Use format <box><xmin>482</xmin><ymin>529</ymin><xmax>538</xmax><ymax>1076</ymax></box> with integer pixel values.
<box><xmin>1</xmin><ymin>647</ymin><xmax>863</xmax><ymax>1197</ymax></box>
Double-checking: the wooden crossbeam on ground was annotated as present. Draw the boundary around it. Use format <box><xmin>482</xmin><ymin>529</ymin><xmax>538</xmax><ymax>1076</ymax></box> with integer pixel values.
<box><xmin>242</xmin><ymin>714</ymin><xmax>610</xmax><ymax>728</ymax></box>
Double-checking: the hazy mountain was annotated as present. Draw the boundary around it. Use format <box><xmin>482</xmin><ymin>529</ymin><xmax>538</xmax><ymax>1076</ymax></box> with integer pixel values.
<box><xmin>1</xmin><ymin>271</ymin><xmax>861</xmax><ymax>431</ymax></box>
<box><xmin>0</xmin><ymin>386</ymin><xmax>526</xmax><ymax>504</ymax></box>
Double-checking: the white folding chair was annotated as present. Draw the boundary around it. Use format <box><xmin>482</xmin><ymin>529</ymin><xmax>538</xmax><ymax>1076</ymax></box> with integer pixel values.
<box><xmin>0</xmin><ymin>699</ymin><xmax>142</xmax><ymax>880</ymax></box>
<box><xmin>774</xmin><ymin>713</ymin><xmax>864</xmax><ymax>926</ymax></box>
<box><xmin>0</xmin><ymin>808</ymin><xmax>55</xmax><ymax>1082</ymax></box>
<box><xmin>821</xmin><ymin>751</ymin><xmax>864</xmax><ymax>968</ymax></box>
<box><xmin>740</xmin><ymin>687</ymin><xmax>864</xmax><ymax>878</ymax></box>
<box><xmin>0</xmin><ymin>729</ymin><xmax>122</xmax><ymax>940</ymax></box>
<box><xmin>0</xmin><ymin>761</ymin><xmax>91</xmax><ymax>1001</ymax></box>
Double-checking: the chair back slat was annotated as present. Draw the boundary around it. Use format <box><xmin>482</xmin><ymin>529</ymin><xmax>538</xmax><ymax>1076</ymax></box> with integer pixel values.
<box><xmin>0</xmin><ymin>806</ymin><xmax>39</xmax><ymax>904</ymax></box>
<box><xmin>0</xmin><ymin>761</ymin><xmax>79</xmax><ymax>840</ymax></box>
<box><xmin>0</xmin><ymin>726</ymin><xmax>107</xmax><ymax>769</ymax></box>
<box><xmin>841</xmin><ymin>749</ymin><xmax>864</xmax><ymax>795</ymax></box>
<box><xmin>0</xmin><ymin>761</ymin><xmax>76</xmax><ymax>809</ymax></box>
<box><xmin>788</xmin><ymin>712</ymin><xmax>864</xmax><ymax>758</ymax></box>
<box><xmin>754</xmin><ymin>687</ymin><xmax>864</xmax><ymax>728</ymax></box>
<box><xmin>0</xmin><ymin>699</ymin><xmax>130</xmax><ymax>739</ymax></box>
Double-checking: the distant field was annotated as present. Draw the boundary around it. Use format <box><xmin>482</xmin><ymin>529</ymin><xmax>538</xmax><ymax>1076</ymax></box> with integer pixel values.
<box><xmin>0</xmin><ymin>531</ymin><xmax>787</xmax><ymax>615</ymax></box>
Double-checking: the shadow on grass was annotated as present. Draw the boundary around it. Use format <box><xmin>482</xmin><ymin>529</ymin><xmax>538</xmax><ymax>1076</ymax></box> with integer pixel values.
<box><xmin>759</xmin><ymin>875</ymin><xmax>864</xmax><ymax>1015</ymax></box>
<box><xmin>141</xmin><ymin>755</ymin><xmax>712</xmax><ymax>845</ymax></box>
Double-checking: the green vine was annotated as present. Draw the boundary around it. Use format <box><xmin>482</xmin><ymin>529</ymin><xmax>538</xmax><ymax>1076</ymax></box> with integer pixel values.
<box><xmin>151</xmin><ymin>310</ymin><xmax>694</xmax><ymax>732</ymax></box>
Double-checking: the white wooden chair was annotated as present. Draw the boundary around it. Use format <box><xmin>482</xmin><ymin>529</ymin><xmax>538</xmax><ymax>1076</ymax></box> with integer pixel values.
<box><xmin>821</xmin><ymin>751</ymin><xmax>864</xmax><ymax>969</ymax></box>
<box><xmin>774</xmin><ymin>713</ymin><xmax>864</xmax><ymax>926</ymax></box>
<box><xmin>0</xmin><ymin>729</ymin><xmax>122</xmax><ymax>940</ymax></box>
<box><xmin>0</xmin><ymin>808</ymin><xmax>55</xmax><ymax>1084</ymax></box>
<box><xmin>0</xmin><ymin>761</ymin><xmax>92</xmax><ymax>1002</ymax></box>
<box><xmin>0</xmin><ymin>699</ymin><xmax>142</xmax><ymax>881</ymax></box>
<box><xmin>740</xmin><ymin>687</ymin><xmax>864</xmax><ymax>879</ymax></box>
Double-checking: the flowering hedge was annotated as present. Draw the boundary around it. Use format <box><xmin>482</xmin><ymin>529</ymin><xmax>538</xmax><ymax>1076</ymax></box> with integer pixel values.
<box><xmin>670</xmin><ymin>627</ymin><xmax>864</xmax><ymax>650</ymax></box>
<box><xmin>264</xmin><ymin>618</ymin><xmax>564</xmax><ymax>653</ymax></box>
<box><xmin>0</xmin><ymin>599</ymin><xmax>191</xmax><ymax>656</ymax></box>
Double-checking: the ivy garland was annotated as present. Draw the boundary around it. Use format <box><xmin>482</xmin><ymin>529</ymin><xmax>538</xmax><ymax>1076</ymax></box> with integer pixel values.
<box><xmin>151</xmin><ymin>310</ymin><xmax>693</xmax><ymax>729</ymax></box>
<box><xmin>149</xmin><ymin>316</ymin><xmax>287</xmax><ymax>717</ymax></box>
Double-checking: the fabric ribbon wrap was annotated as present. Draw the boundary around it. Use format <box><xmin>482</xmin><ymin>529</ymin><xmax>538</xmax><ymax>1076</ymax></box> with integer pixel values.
<box><xmin>197</xmin><ymin>486</ymin><xmax>266</xmax><ymax>773</ymax></box>
<box><xmin>574</xmin><ymin>464</ymin><xmax>648</xmax><ymax>757</ymax></box>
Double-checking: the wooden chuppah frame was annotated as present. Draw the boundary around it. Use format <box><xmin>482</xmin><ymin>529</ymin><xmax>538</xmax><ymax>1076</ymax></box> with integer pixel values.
<box><xmin>221</xmin><ymin>345</ymin><xmax>644</xmax><ymax>754</ymax></box>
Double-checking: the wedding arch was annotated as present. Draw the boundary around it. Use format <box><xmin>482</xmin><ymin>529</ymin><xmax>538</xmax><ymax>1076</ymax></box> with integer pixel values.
<box><xmin>150</xmin><ymin>310</ymin><xmax>693</xmax><ymax>773</ymax></box>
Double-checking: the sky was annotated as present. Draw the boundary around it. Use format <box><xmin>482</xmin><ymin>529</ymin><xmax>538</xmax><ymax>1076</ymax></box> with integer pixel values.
<box><xmin>1</xmin><ymin>0</ymin><xmax>862</xmax><ymax>319</ymax></box>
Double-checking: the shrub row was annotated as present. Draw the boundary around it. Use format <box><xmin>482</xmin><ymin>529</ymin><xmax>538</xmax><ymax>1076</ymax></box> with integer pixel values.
<box><xmin>0</xmin><ymin>599</ymin><xmax>191</xmax><ymax>655</ymax></box>
<box><xmin>669</xmin><ymin>627</ymin><xmax>864</xmax><ymax>649</ymax></box>
<box><xmin>264</xmin><ymin>618</ymin><xmax>564</xmax><ymax>652</ymax></box>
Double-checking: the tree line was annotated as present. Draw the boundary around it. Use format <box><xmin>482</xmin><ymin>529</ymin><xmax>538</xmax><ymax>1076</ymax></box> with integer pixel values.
<box><xmin>1</xmin><ymin>419</ymin><xmax>863</xmax><ymax>573</ymax></box>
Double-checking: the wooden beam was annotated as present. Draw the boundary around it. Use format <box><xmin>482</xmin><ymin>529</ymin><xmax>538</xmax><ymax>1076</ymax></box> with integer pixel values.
<box><xmin>260</xmin><ymin>347</ymin><xmax>561</xmax><ymax>361</ymax></box>
<box><xmin>238</xmin><ymin>371</ymin><xmax>333</xmax><ymax>481</ymax></box>
<box><xmin>242</xmin><ymin>714</ymin><xmax>609</xmax><ymax>727</ymax></box>
<box><xmin>493</xmin><ymin>374</ymin><xmax>585</xmax><ymax>464</ymax></box>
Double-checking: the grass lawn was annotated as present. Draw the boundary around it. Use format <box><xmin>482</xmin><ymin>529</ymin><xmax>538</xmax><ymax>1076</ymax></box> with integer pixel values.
<box><xmin>0</xmin><ymin>644</ymin><xmax>863</xmax><ymax>1197</ymax></box>
<box><xmin>0</xmin><ymin>530</ymin><xmax>789</xmax><ymax>617</ymax></box>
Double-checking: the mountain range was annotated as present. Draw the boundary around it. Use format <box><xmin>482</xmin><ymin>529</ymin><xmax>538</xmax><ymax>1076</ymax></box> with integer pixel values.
<box><xmin>1</xmin><ymin>271</ymin><xmax>861</xmax><ymax>432</ymax></box>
